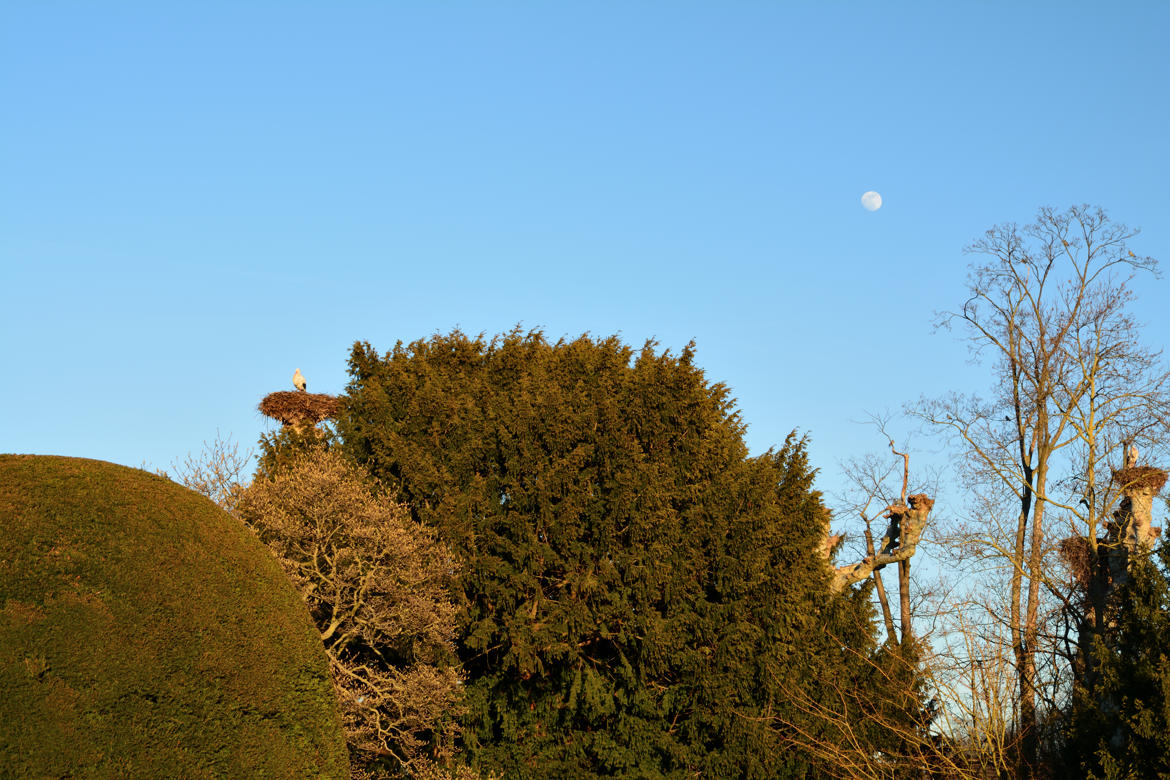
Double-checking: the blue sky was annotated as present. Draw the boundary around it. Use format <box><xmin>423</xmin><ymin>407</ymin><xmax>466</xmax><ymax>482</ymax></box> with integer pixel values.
<box><xmin>3</xmin><ymin>2</ymin><xmax>1168</xmax><ymax>507</ymax></box>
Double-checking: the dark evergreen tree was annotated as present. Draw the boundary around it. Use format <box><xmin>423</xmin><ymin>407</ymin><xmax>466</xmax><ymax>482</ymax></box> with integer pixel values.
<box><xmin>337</xmin><ymin>329</ymin><xmax>912</xmax><ymax>778</ymax></box>
<box><xmin>255</xmin><ymin>425</ymin><xmax>338</xmax><ymax>480</ymax></box>
<box><xmin>1063</xmin><ymin>541</ymin><xmax>1170</xmax><ymax>779</ymax></box>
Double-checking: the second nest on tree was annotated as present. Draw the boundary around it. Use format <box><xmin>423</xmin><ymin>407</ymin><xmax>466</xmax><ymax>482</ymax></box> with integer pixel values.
<box><xmin>259</xmin><ymin>391</ymin><xmax>340</xmax><ymax>428</ymax></box>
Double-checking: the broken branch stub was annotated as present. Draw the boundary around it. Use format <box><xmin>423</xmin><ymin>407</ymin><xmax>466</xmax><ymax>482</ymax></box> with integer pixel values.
<box><xmin>830</xmin><ymin>494</ymin><xmax>934</xmax><ymax>593</ymax></box>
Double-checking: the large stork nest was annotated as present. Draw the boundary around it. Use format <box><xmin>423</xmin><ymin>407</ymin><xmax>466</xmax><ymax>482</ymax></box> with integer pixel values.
<box><xmin>1059</xmin><ymin>535</ymin><xmax>1093</xmax><ymax>589</ymax></box>
<box><xmin>259</xmin><ymin>391</ymin><xmax>340</xmax><ymax>429</ymax></box>
<box><xmin>1113</xmin><ymin>466</ymin><xmax>1168</xmax><ymax>494</ymax></box>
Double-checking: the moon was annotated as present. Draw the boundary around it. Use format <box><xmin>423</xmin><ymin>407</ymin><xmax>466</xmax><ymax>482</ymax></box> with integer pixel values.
<box><xmin>861</xmin><ymin>191</ymin><xmax>882</xmax><ymax>211</ymax></box>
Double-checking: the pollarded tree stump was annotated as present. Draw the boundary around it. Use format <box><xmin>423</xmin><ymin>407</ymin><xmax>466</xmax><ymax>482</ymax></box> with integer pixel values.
<box><xmin>1111</xmin><ymin>465</ymin><xmax>1167</xmax><ymax>553</ymax></box>
<box><xmin>829</xmin><ymin>493</ymin><xmax>934</xmax><ymax>593</ymax></box>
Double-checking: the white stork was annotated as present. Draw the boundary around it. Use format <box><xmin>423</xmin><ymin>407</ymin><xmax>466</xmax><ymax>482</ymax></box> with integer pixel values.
<box><xmin>293</xmin><ymin>368</ymin><xmax>307</xmax><ymax>392</ymax></box>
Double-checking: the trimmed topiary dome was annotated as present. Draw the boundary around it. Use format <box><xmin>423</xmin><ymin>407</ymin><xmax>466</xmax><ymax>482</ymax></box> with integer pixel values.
<box><xmin>0</xmin><ymin>455</ymin><xmax>349</xmax><ymax>778</ymax></box>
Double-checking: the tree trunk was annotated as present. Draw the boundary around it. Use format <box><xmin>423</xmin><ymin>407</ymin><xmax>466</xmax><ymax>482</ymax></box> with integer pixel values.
<box><xmin>1009</xmin><ymin>478</ymin><xmax>1031</xmax><ymax>775</ymax></box>
<box><xmin>1018</xmin><ymin>437</ymin><xmax>1050</xmax><ymax>779</ymax></box>
<box><xmin>866</xmin><ymin>524</ymin><xmax>898</xmax><ymax>644</ymax></box>
<box><xmin>898</xmin><ymin>558</ymin><xmax>913</xmax><ymax>645</ymax></box>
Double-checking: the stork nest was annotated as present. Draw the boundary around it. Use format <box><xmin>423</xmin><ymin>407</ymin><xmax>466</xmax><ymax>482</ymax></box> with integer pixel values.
<box><xmin>259</xmin><ymin>391</ymin><xmax>340</xmax><ymax>428</ymax></box>
<box><xmin>1113</xmin><ymin>466</ymin><xmax>1168</xmax><ymax>494</ymax></box>
<box><xmin>1058</xmin><ymin>535</ymin><xmax>1093</xmax><ymax>589</ymax></box>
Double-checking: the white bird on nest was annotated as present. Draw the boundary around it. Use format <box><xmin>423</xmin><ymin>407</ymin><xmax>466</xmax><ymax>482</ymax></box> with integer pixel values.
<box><xmin>293</xmin><ymin>368</ymin><xmax>307</xmax><ymax>392</ymax></box>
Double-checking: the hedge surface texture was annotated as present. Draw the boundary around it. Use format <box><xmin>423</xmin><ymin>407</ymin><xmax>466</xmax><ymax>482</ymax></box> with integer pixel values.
<box><xmin>0</xmin><ymin>455</ymin><xmax>349</xmax><ymax>778</ymax></box>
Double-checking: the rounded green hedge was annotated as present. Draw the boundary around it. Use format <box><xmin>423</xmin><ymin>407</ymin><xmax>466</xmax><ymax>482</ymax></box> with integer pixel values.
<box><xmin>0</xmin><ymin>455</ymin><xmax>349</xmax><ymax>778</ymax></box>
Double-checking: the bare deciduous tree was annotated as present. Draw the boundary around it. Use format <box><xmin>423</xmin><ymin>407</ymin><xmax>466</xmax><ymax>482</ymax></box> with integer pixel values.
<box><xmin>829</xmin><ymin>421</ymin><xmax>934</xmax><ymax>648</ymax></box>
<box><xmin>171</xmin><ymin>434</ymin><xmax>475</xmax><ymax>778</ymax></box>
<box><xmin>167</xmin><ymin>430</ymin><xmax>254</xmax><ymax>513</ymax></box>
<box><xmin>765</xmin><ymin>619</ymin><xmax>1010</xmax><ymax>780</ymax></box>
<box><xmin>236</xmin><ymin>447</ymin><xmax>465</xmax><ymax>777</ymax></box>
<box><xmin>918</xmin><ymin>204</ymin><xmax>1166</xmax><ymax>776</ymax></box>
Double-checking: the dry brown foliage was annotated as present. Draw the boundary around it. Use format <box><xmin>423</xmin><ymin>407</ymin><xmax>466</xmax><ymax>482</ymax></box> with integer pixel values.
<box><xmin>236</xmin><ymin>446</ymin><xmax>464</xmax><ymax>777</ymax></box>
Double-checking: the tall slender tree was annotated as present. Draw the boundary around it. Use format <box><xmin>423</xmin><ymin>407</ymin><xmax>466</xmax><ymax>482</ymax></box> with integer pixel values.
<box><xmin>919</xmin><ymin>205</ymin><xmax>1165</xmax><ymax>777</ymax></box>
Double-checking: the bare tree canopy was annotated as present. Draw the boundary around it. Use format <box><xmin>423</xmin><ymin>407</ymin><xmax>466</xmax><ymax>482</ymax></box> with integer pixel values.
<box><xmin>236</xmin><ymin>446</ymin><xmax>465</xmax><ymax>778</ymax></box>
<box><xmin>917</xmin><ymin>205</ymin><xmax>1168</xmax><ymax>777</ymax></box>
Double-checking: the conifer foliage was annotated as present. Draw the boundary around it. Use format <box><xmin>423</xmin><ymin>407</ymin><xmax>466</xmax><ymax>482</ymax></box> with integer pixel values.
<box><xmin>1063</xmin><ymin>541</ymin><xmax>1170</xmax><ymax>779</ymax></box>
<box><xmin>338</xmin><ymin>329</ymin><xmax>899</xmax><ymax>778</ymax></box>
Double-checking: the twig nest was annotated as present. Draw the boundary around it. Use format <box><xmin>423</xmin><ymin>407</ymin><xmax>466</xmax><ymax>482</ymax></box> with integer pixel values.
<box><xmin>259</xmin><ymin>391</ymin><xmax>340</xmax><ymax>428</ymax></box>
<box><xmin>1058</xmin><ymin>536</ymin><xmax>1093</xmax><ymax>588</ymax></box>
<box><xmin>1113</xmin><ymin>466</ymin><xmax>1168</xmax><ymax>494</ymax></box>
